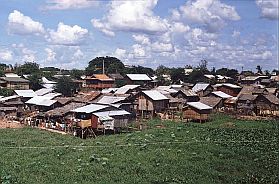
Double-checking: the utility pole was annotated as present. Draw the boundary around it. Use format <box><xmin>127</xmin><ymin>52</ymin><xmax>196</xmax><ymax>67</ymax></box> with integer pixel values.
<box><xmin>102</xmin><ymin>59</ymin><xmax>105</xmax><ymax>74</ymax></box>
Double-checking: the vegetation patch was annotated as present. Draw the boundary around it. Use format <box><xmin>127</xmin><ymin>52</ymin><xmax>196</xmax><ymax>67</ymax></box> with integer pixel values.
<box><xmin>0</xmin><ymin>115</ymin><xmax>278</xmax><ymax>184</ymax></box>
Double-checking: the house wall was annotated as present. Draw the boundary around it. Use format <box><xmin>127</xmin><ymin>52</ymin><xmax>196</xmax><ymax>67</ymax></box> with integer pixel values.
<box><xmin>137</xmin><ymin>94</ymin><xmax>168</xmax><ymax>112</ymax></box>
<box><xmin>217</xmin><ymin>86</ymin><xmax>240</xmax><ymax>97</ymax></box>
<box><xmin>183</xmin><ymin>108</ymin><xmax>210</xmax><ymax>121</ymax></box>
<box><xmin>7</xmin><ymin>82</ymin><xmax>29</xmax><ymax>90</ymax></box>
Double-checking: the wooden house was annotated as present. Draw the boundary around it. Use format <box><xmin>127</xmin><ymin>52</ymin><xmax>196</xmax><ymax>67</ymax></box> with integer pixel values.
<box><xmin>108</xmin><ymin>73</ymin><xmax>125</xmax><ymax>87</ymax></box>
<box><xmin>0</xmin><ymin>77</ymin><xmax>29</xmax><ymax>89</ymax></box>
<box><xmin>135</xmin><ymin>90</ymin><xmax>169</xmax><ymax>118</ymax></box>
<box><xmin>183</xmin><ymin>102</ymin><xmax>212</xmax><ymax>122</ymax></box>
<box><xmin>237</xmin><ymin>94</ymin><xmax>257</xmax><ymax>115</ymax></box>
<box><xmin>172</xmin><ymin>89</ymin><xmax>200</xmax><ymax>102</ymax></box>
<box><xmin>83</xmin><ymin>74</ymin><xmax>115</xmax><ymax>90</ymax></box>
<box><xmin>199</xmin><ymin>97</ymin><xmax>223</xmax><ymax>111</ymax></box>
<box><xmin>254</xmin><ymin>94</ymin><xmax>279</xmax><ymax>116</ymax></box>
<box><xmin>125</xmin><ymin>74</ymin><xmax>152</xmax><ymax>86</ymax></box>
<box><xmin>215</xmin><ymin>83</ymin><xmax>242</xmax><ymax>97</ymax></box>
<box><xmin>192</xmin><ymin>83</ymin><xmax>213</xmax><ymax>97</ymax></box>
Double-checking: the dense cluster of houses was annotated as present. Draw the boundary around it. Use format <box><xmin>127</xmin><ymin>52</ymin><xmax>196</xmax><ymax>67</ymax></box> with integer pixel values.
<box><xmin>1</xmin><ymin>72</ymin><xmax>279</xmax><ymax>138</ymax></box>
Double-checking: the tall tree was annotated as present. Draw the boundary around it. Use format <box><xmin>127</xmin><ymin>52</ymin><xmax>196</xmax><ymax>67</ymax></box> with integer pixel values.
<box><xmin>256</xmin><ymin>65</ymin><xmax>263</xmax><ymax>74</ymax></box>
<box><xmin>16</xmin><ymin>62</ymin><xmax>40</xmax><ymax>75</ymax></box>
<box><xmin>55</xmin><ymin>76</ymin><xmax>77</xmax><ymax>97</ymax></box>
<box><xmin>28</xmin><ymin>73</ymin><xmax>42</xmax><ymax>91</ymax></box>
<box><xmin>86</xmin><ymin>56</ymin><xmax>125</xmax><ymax>75</ymax></box>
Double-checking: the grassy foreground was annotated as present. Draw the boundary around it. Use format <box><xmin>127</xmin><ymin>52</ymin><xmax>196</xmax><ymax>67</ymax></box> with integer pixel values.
<box><xmin>0</xmin><ymin>114</ymin><xmax>278</xmax><ymax>184</ymax></box>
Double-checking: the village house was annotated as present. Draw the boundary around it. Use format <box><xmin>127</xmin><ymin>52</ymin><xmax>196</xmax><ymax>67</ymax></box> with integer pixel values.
<box><xmin>240</xmin><ymin>76</ymin><xmax>269</xmax><ymax>85</ymax></box>
<box><xmin>114</xmin><ymin>85</ymin><xmax>140</xmax><ymax>95</ymax></box>
<box><xmin>172</xmin><ymin>89</ymin><xmax>199</xmax><ymax>102</ymax></box>
<box><xmin>215</xmin><ymin>83</ymin><xmax>242</xmax><ymax>97</ymax></box>
<box><xmin>108</xmin><ymin>73</ymin><xmax>125</xmax><ymax>87</ymax></box>
<box><xmin>254</xmin><ymin>94</ymin><xmax>279</xmax><ymax>116</ymax></box>
<box><xmin>0</xmin><ymin>77</ymin><xmax>30</xmax><ymax>90</ymax></box>
<box><xmin>183</xmin><ymin>102</ymin><xmax>212</xmax><ymax>122</ymax></box>
<box><xmin>125</xmin><ymin>74</ymin><xmax>152</xmax><ymax>86</ymax></box>
<box><xmin>237</xmin><ymin>94</ymin><xmax>257</xmax><ymax>115</ymax></box>
<box><xmin>83</xmin><ymin>74</ymin><xmax>115</xmax><ymax>90</ymax></box>
<box><xmin>199</xmin><ymin>97</ymin><xmax>223</xmax><ymax>111</ymax></box>
<box><xmin>192</xmin><ymin>83</ymin><xmax>213</xmax><ymax>97</ymax></box>
<box><xmin>135</xmin><ymin>90</ymin><xmax>169</xmax><ymax>118</ymax></box>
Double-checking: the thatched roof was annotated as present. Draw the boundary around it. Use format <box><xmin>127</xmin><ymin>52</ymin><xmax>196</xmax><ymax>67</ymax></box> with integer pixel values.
<box><xmin>263</xmin><ymin>94</ymin><xmax>279</xmax><ymax>105</ymax></box>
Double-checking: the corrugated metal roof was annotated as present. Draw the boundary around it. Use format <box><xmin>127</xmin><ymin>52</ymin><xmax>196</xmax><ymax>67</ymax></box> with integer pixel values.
<box><xmin>97</xmin><ymin>96</ymin><xmax>126</xmax><ymax>104</ymax></box>
<box><xmin>187</xmin><ymin>102</ymin><xmax>212</xmax><ymax>110</ymax></box>
<box><xmin>180</xmin><ymin>89</ymin><xmax>198</xmax><ymax>96</ymax></box>
<box><xmin>14</xmin><ymin>90</ymin><xmax>36</xmax><ymax>98</ymax></box>
<box><xmin>192</xmin><ymin>83</ymin><xmax>210</xmax><ymax>93</ymax></box>
<box><xmin>126</xmin><ymin>74</ymin><xmax>151</xmax><ymax>81</ymax></box>
<box><xmin>42</xmin><ymin>77</ymin><xmax>56</xmax><ymax>84</ymax></box>
<box><xmin>72</xmin><ymin>104</ymin><xmax>109</xmax><ymax>113</ymax></box>
<box><xmin>222</xmin><ymin>83</ymin><xmax>241</xmax><ymax>89</ymax></box>
<box><xmin>212</xmin><ymin>91</ymin><xmax>233</xmax><ymax>98</ymax></box>
<box><xmin>204</xmin><ymin>74</ymin><xmax>215</xmax><ymax>79</ymax></box>
<box><xmin>143</xmin><ymin>90</ymin><xmax>169</xmax><ymax>101</ymax></box>
<box><xmin>114</xmin><ymin>85</ymin><xmax>140</xmax><ymax>94</ymax></box>
<box><xmin>35</xmin><ymin>88</ymin><xmax>54</xmax><ymax>96</ymax></box>
<box><xmin>26</xmin><ymin>96</ymin><xmax>57</xmax><ymax>107</ymax></box>
<box><xmin>1</xmin><ymin>77</ymin><xmax>29</xmax><ymax>83</ymax></box>
<box><xmin>93</xmin><ymin>110</ymin><xmax>130</xmax><ymax>117</ymax></box>
<box><xmin>0</xmin><ymin>95</ymin><xmax>20</xmax><ymax>102</ymax></box>
<box><xmin>199</xmin><ymin>97</ymin><xmax>222</xmax><ymax>108</ymax></box>
<box><xmin>42</xmin><ymin>83</ymin><xmax>55</xmax><ymax>89</ymax></box>
<box><xmin>5</xmin><ymin>73</ymin><xmax>20</xmax><ymax>78</ymax></box>
<box><xmin>101</xmin><ymin>88</ymin><xmax>118</xmax><ymax>94</ymax></box>
<box><xmin>43</xmin><ymin>92</ymin><xmax>62</xmax><ymax>99</ymax></box>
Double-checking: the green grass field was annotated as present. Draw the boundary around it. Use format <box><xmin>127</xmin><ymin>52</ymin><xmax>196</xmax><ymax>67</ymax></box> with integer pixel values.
<box><xmin>0</xmin><ymin>114</ymin><xmax>278</xmax><ymax>184</ymax></box>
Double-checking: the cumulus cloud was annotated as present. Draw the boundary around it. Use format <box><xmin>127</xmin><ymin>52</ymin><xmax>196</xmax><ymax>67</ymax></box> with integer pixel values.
<box><xmin>45</xmin><ymin>48</ymin><xmax>56</xmax><ymax>62</ymax></box>
<box><xmin>44</xmin><ymin>0</ymin><xmax>98</xmax><ymax>10</ymax></box>
<box><xmin>8</xmin><ymin>10</ymin><xmax>45</xmax><ymax>35</ymax></box>
<box><xmin>172</xmin><ymin>0</ymin><xmax>240</xmax><ymax>32</ymax></box>
<box><xmin>0</xmin><ymin>50</ymin><xmax>13</xmax><ymax>61</ymax></box>
<box><xmin>114</xmin><ymin>48</ymin><xmax>127</xmax><ymax>59</ymax></box>
<box><xmin>256</xmin><ymin>0</ymin><xmax>278</xmax><ymax>20</ymax></box>
<box><xmin>91</xmin><ymin>0</ymin><xmax>168</xmax><ymax>36</ymax></box>
<box><xmin>46</xmin><ymin>22</ymin><xmax>89</xmax><ymax>45</ymax></box>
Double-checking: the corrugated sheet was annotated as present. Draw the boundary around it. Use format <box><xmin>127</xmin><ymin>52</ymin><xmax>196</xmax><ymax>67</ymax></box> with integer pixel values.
<box><xmin>187</xmin><ymin>102</ymin><xmax>213</xmax><ymax>110</ymax></box>
<box><xmin>35</xmin><ymin>88</ymin><xmax>54</xmax><ymax>96</ymax></box>
<box><xmin>199</xmin><ymin>97</ymin><xmax>222</xmax><ymax>108</ymax></box>
<box><xmin>212</xmin><ymin>91</ymin><xmax>233</xmax><ymax>98</ymax></box>
<box><xmin>0</xmin><ymin>95</ymin><xmax>20</xmax><ymax>102</ymax></box>
<box><xmin>93</xmin><ymin>110</ymin><xmax>130</xmax><ymax>117</ymax></box>
<box><xmin>126</xmin><ymin>74</ymin><xmax>151</xmax><ymax>81</ymax></box>
<box><xmin>42</xmin><ymin>77</ymin><xmax>56</xmax><ymax>84</ymax></box>
<box><xmin>5</xmin><ymin>73</ymin><xmax>20</xmax><ymax>78</ymax></box>
<box><xmin>115</xmin><ymin>85</ymin><xmax>140</xmax><ymax>94</ymax></box>
<box><xmin>14</xmin><ymin>90</ymin><xmax>36</xmax><ymax>98</ymax></box>
<box><xmin>143</xmin><ymin>90</ymin><xmax>169</xmax><ymax>101</ymax></box>
<box><xmin>97</xmin><ymin>96</ymin><xmax>126</xmax><ymax>104</ymax></box>
<box><xmin>43</xmin><ymin>93</ymin><xmax>62</xmax><ymax>99</ymax></box>
<box><xmin>1</xmin><ymin>77</ymin><xmax>29</xmax><ymax>83</ymax></box>
<box><xmin>192</xmin><ymin>83</ymin><xmax>210</xmax><ymax>93</ymax></box>
<box><xmin>72</xmin><ymin>104</ymin><xmax>108</xmax><ymax>113</ymax></box>
<box><xmin>26</xmin><ymin>96</ymin><xmax>57</xmax><ymax>107</ymax></box>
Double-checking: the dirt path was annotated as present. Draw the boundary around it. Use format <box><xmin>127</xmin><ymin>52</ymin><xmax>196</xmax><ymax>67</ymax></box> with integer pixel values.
<box><xmin>0</xmin><ymin>119</ymin><xmax>24</xmax><ymax>129</ymax></box>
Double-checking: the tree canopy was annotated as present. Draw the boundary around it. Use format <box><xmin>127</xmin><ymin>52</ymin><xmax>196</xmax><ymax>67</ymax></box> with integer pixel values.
<box><xmin>16</xmin><ymin>62</ymin><xmax>40</xmax><ymax>75</ymax></box>
<box><xmin>54</xmin><ymin>76</ymin><xmax>77</xmax><ymax>97</ymax></box>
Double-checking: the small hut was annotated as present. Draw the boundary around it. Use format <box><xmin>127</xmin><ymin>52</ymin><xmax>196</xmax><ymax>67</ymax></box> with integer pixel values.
<box><xmin>254</xmin><ymin>94</ymin><xmax>279</xmax><ymax>116</ymax></box>
<box><xmin>192</xmin><ymin>83</ymin><xmax>213</xmax><ymax>97</ymax></box>
<box><xmin>183</xmin><ymin>102</ymin><xmax>212</xmax><ymax>122</ymax></box>
<box><xmin>199</xmin><ymin>97</ymin><xmax>223</xmax><ymax>112</ymax></box>
<box><xmin>136</xmin><ymin>90</ymin><xmax>169</xmax><ymax>118</ymax></box>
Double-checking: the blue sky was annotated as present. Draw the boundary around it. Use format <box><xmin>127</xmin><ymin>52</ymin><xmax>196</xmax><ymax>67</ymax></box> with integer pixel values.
<box><xmin>0</xmin><ymin>0</ymin><xmax>278</xmax><ymax>71</ymax></box>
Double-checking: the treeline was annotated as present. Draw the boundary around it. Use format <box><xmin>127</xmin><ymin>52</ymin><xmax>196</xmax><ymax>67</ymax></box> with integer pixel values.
<box><xmin>1</xmin><ymin>56</ymin><xmax>278</xmax><ymax>90</ymax></box>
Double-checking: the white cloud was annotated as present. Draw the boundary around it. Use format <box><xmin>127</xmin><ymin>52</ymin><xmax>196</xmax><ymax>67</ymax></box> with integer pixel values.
<box><xmin>22</xmin><ymin>47</ymin><xmax>36</xmax><ymax>62</ymax></box>
<box><xmin>45</xmin><ymin>48</ymin><xmax>56</xmax><ymax>62</ymax></box>
<box><xmin>72</xmin><ymin>48</ymin><xmax>84</xmax><ymax>59</ymax></box>
<box><xmin>8</xmin><ymin>10</ymin><xmax>45</xmax><ymax>35</ymax></box>
<box><xmin>232</xmin><ymin>30</ymin><xmax>240</xmax><ymax>38</ymax></box>
<box><xmin>151</xmin><ymin>42</ymin><xmax>173</xmax><ymax>53</ymax></box>
<box><xmin>44</xmin><ymin>0</ymin><xmax>98</xmax><ymax>10</ymax></box>
<box><xmin>132</xmin><ymin>44</ymin><xmax>148</xmax><ymax>58</ymax></box>
<box><xmin>132</xmin><ymin>34</ymin><xmax>151</xmax><ymax>45</ymax></box>
<box><xmin>0</xmin><ymin>50</ymin><xmax>13</xmax><ymax>61</ymax></box>
<box><xmin>256</xmin><ymin>0</ymin><xmax>278</xmax><ymax>20</ymax></box>
<box><xmin>114</xmin><ymin>48</ymin><xmax>127</xmax><ymax>59</ymax></box>
<box><xmin>46</xmin><ymin>22</ymin><xmax>89</xmax><ymax>45</ymax></box>
<box><xmin>173</xmin><ymin>0</ymin><xmax>240</xmax><ymax>32</ymax></box>
<box><xmin>91</xmin><ymin>0</ymin><xmax>168</xmax><ymax>36</ymax></box>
